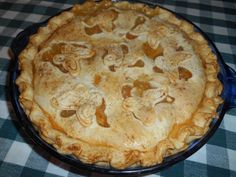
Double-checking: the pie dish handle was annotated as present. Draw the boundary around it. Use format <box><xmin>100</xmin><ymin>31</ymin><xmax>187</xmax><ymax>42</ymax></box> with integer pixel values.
<box><xmin>224</xmin><ymin>64</ymin><xmax>236</xmax><ymax>110</ymax></box>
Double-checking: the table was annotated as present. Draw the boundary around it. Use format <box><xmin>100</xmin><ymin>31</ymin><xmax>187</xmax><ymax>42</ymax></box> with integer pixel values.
<box><xmin>0</xmin><ymin>0</ymin><xmax>235</xmax><ymax>176</ymax></box>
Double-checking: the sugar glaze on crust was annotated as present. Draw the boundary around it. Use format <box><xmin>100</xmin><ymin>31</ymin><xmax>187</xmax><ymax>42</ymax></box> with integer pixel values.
<box><xmin>16</xmin><ymin>0</ymin><xmax>223</xmax><ymax>169</ymax></box>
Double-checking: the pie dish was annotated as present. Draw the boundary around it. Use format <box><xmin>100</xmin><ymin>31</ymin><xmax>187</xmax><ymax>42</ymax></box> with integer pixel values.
<box><xmin>15</xmin><ymin>0</ymin><xmax>223</xmax><ymax>169</ymax></box>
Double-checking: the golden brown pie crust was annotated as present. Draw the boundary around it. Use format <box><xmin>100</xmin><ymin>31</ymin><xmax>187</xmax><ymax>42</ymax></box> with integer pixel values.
<box><xmin>16</xmin><ymin>0</ymin><xmax>223</xmax><ymax>169</ymax></box>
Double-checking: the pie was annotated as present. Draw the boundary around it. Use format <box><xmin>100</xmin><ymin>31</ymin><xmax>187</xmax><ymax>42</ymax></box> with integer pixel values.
<box><xmin>16</xmin><ymin>0</ymin><xmax>223</xmax><ymax>169</ymax></box>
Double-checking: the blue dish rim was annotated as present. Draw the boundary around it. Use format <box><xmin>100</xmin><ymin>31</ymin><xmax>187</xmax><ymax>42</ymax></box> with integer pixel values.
<box><xmin>9</xmin><ymin>1</ymin><xmax>236</xmax><ymax>176</ymax></box>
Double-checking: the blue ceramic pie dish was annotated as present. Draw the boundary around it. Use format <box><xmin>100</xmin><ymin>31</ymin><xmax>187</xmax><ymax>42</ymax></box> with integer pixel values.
<box><xmin>10</xmin><ymin>1</ymin><xmax>236</xmax><ymax>176</ymax></box>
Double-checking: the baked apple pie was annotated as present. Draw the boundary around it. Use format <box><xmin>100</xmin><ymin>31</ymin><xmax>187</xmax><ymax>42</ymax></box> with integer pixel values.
<box><xmin>16</xmin><ymin>0</ymin><xmax>223</xmax><ymax>169</ymax></box>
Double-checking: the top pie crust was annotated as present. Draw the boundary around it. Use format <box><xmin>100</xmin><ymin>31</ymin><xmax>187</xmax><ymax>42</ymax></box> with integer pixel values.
<box><xmin>16</xmin><ymin>0</ymin><xmax>223</xmax><ymax>169</ymax></box>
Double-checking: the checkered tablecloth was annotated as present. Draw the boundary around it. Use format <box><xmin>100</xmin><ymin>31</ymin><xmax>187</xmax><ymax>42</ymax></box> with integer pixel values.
<box><xmin>0</xmin><ymin>0</ymin><xmax>236</xmax><ymax>176</ymax></box>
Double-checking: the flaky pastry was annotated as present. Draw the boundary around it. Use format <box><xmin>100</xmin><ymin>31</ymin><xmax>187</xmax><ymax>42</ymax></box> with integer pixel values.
<box><xmin>16</xmin><ymin>0</ymin><xmax>223</xmax><ymax>169</ymax></box>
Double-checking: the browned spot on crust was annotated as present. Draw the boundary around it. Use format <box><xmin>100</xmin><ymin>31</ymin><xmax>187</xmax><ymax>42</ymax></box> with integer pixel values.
<box><xmin>153</xmin><ymin>66</ymin><xmax>163</xmax><ymax>73</ymax></box>
<box><xmin>85</xmin><ymin>25</ymin><xmax>102</xmax><ymax>35</ymax></box>
<box><xmin>121</xmin><ymin>85</ymin><xmax>133</xmax><ymax>99</ymax></box>
<box><xmin>143</xmin><ymin>42</ymin><xmax>163</xmax><ymax>59</ymax></box>
<box><xmin>178</xmin><ymin>67</ymin><xmax>192</xmax><ymax>81</ymax></box>
<box><xmin>126</xmin><ymin>32</ymin><xmax>138</xmax><ymax>40</ymax></box>
<box><xmin>109</xmin><ymin>65</ymin><xmax>116</xmax><ymax>72</ymax></box>
<box><xmin>129</xmin><ymin>60</ymin><xmax>144</xmax><ymax>67</ymax></box>
<box><xmin>42</xmin><ymin>43</ymin><xmax>64</xmax><ymax>61</ymax></box>
<box><xmin>131</xmin><ymin>16</ymin><xmax>146</xmax><ymax>30</ymax></box>
<box><xmin>94</xmin><ymin>74</ymin><xmax>101</xmax><ymax>86</ymax></box>
<box><xmin>60</xmin><ymin>110</ymin><xmax>76</xmax><ymax>117</ymax></box>
<box><xmin>67</xmin><ymin>144</ymin><xmax>81</xmax><ymax>151</ymax></box>
<box><xmin>120</xmin><ymin>44</ymin><xmax>129</xmax><ymax>55</ymax></box>
<box><xmin>95</xmin><ymin>99</ymin><xmax>110</xmax><ymax>127</ymax></box>
<box><xmin>42</xmin><ymin>50</ymin><xmax>54</xmax><ymax>61</ymax></box>
<box><xmin>52</xmin><ymin>43</ymin><xmax>65</xmax><ymax>53</ymax></box>
<box><xmin>169</xmin><ymin>119</ymin><xmax>194</xmax><ymax>138</ymax></box>
<box><xmin>133</xmin><ymin>80</ymin><xmax>151</xmax><ymax>96</ymax></box>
